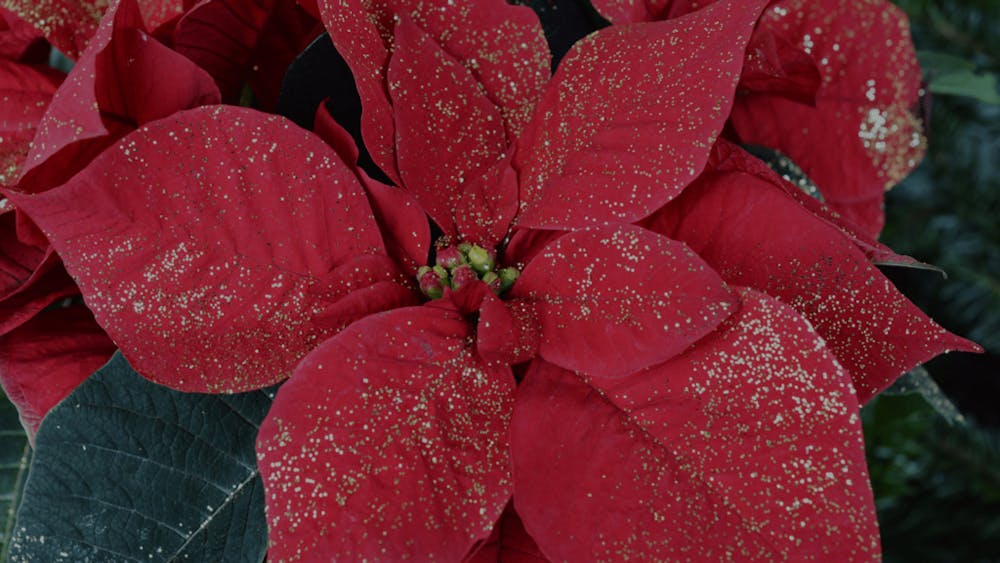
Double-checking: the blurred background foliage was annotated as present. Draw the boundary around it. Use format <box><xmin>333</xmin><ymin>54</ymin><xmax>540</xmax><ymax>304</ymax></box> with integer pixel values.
<box><xmin>868</xmin><ymin>0</ymin><xmax>1000</xmax><ymax>560</ymax></box>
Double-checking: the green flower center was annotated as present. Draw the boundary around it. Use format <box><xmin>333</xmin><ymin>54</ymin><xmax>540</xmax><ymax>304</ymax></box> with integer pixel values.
<box><xmin>417</xmin><ymin>243</ymin><xmax>519</xmax><ymax>299</ymax></box>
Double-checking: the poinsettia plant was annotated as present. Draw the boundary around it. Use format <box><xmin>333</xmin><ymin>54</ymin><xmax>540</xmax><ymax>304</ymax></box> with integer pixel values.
<box><xmin>0</xmin><ymin>0</ymin><xmax>982</xmax><ymax>560</ymax></box>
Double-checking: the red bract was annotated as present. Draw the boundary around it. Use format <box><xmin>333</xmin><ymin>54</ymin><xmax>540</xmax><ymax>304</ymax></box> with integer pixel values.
<box><xmin>0</xmin><ymin>304</ymin><xmax>114</xmax><ymax>438</ymax></box>
<box><xmin>0</xmin><ymin>9</ymin><xmax>63</xmax><ymax>186</ymax></box>
<box><xmin>592</xmin><ymin>0</ymin><xmax>927</xmax><ymax>237</ymax></box>
<box><xmin>8</xmin><ymin>105</ymin><xmax>417</xmax><ymax>392</ymax></box>
<box><xmin>168</xmin><ymin>0</ymin><xmax>322</xmax><ymax>109</ymax></box>
<box><xmin>512</xmin><ymin>288</ymin><xmax>879</xmax><ymax>560</ymax></box>
<box><xmin>1</xmin><ymin>0</ymin><xmax>183</xmax><ymax>59</ymax></box>
<box><xmin>16</xmin><ymin>0</ymin><xmax>220</xmax><ymax>195</ymax></box>
<box><xmin>0</xmin><ymin>9</ymin><xmax>109</xmax><ymax>431</ymax></box>
<box><xmin>729</xmin><ymin>0</ymin><xmax>927</xmax><ymax>237</ymax></box>
<box><xmin>644</xmin><ymin>141</ymin><xmax>980</xmax><ymax>402</ymax></box>
<box><xmin>317</xmin><ymin>0</ymin><xmax>551</xmax><ymax>185</ymax></box>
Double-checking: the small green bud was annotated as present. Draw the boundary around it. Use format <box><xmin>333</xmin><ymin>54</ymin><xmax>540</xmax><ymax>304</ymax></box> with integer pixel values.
<box><xmin>436</xmin><ymin>246</ymin><xmax>465</xmax><ymax>270</ymax></box>
<box><xmin>467</xmin><ymin>245</ymin><xmax>495</xmax><ymax>275</ymax></box>
<box><xmin>498</xmin><ymin>267</ymin><xmax>519</xmax><ymax>292</ymax></box>
<box><xmin>418</xmin><ymin>270</ymin><xmax>444</xmax><ymax>299</ymax></box>
<box><xmin>450</xmin><ymin>264</ymin><xmax>479</xmax><ymax>290</ymax></box>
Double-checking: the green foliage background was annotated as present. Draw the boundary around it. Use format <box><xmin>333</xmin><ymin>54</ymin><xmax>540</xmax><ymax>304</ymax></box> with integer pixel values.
<box><xmin>867</xmin><ymin>0</ymin><xmax>1000</xmax><ymax>560</ymax></box>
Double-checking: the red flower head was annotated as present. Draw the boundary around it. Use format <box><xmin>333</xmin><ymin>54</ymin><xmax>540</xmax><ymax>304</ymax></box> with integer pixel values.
<box><xmin>1</xmin><ymin>0</ymin><xmax>980</xmax><ymax>559</ymax></box>
<box><xmin>593</xmin><ymin>0</ymin><xmax>928</xmax><ymax>237</ymax></box>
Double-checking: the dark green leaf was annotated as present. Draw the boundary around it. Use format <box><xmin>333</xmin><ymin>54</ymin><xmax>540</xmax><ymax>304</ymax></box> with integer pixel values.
<box><xmin>917</xmin><ymin>50</ymin><xmax>976</xmax><ymax>73</ymax></box>
<box><xmin>928</xmin><ymin>69</ymin><xmax>1000</xmax><ymax>104</ymax></box>
<box><xmin>0</xmin><ymin>391</ymin><xmax>31</xmax><ymax>560</ymax></box>
<box><xmin>883</xmin><ymin>365</ymin><xmax>965</xmax><ymax>425</ymax></box>
<box><xmin>9</xmin><ymin>353</ymin><xmax>274</xmax><ymax>562</ymax></box>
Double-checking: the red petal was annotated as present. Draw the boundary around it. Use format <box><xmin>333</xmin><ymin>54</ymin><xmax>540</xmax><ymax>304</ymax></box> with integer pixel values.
<box><xmin>244</xmin><ymin>0</ymin><xmax>321</xmax><ymax>110</ymax></box>
<box><xmin>710</xmin><ymin>139</ymin><xmax>932</xmax><ymax>268</ymax></box>
<box><xmin>512</xmin><ymin>288</ymin><xmax>880</xmax><ymax>560</ymax></box>
<box><xmin>645</xmin><ymin>144</ymin><xmax>979</xmax><ymax>402</ymax></box>
<box><xmin>0</xmin><ymin>262</ymin><xmax>77</xmax><ymax>336</ymax></box>
<box><xmin>0</xmin><ymin>208</ymin><xmax>45</xmax><ymax>297</ymax></box>
<box><xmin>388</xmin><ymin>16</ymin><xmax>507</xmax><ymax>236</ymax></box>
<box><xmin>2</xmin><ymin>0</ymin><xmax>183</xmax><ymax>59</ymax></box>
<box><xmin>730</xmin><ymin>0</ymin><xmax>926</xmax><ymax>237</ymax></box>
<box><xmin>309</xmin><ymin>254</ymin><xmax>421</xmax><ymax>332</ymax></box>
<box><xmin>171</xmin><ymin>0</ymin><xmax>320</xmax><ymax>109</ymax></box>
<box><xmin>314</xmin><ymin>102</ymin><xmax>431</xmax><ymax>273</ymax></box>
<box><xmin>257</xmin><ymin>306</ymin><xmax>515</xmax><ymax>561</ymax></box>
<box><xmin>476</xmin><ymin>295</ymin><xmax>540</xmax><ymax>367</ymax></box>
<box><xmin>455</xmin><ymin>156</ymin><xmax>519</xmax><ymax>248</ymax></box>
<box><xmin>0</xmin><ymin>9</ymin><xmax>49</xmax><ymax>62</ymax></box>
<box><xmin>502</xmin><ymin>228</ymin><xmax>563</xmax><ymax>270</ymax></box>
<box><xmin>8</xmin><ymin>106</ymin><xmax>393</xmax><ymax>393</ymax></box>
<box><xmin>0</xmin><ymin>212</ymin><xmax>78</xmax><ymax>335</ymax></box>
<box><xmin>590</xmin><ymin>0</ymin><xmax>685</xmax><ymax>24</ymax></box>
<box><xmin>0</xmin><ymin>202</ymin><xmax>78</xmax><ymax>335</ymax></box>
<box><xmin>510</xmin><ymin>226</ymin><xmax>736</xmax><ymax>378</ymax></box>
<box><xmin>0</xmin><ymin>59</ymin><xmax>62</xmax><ymax>185</ymax></box>
<box><xmin>18</xmin><ymin>0</ymin><xmax>220</xmax><ymax>192</ymax></box>
<box><xmin>739</xmin><ymin>24</ymin><xmax>821</xmax><ymax>105</ymax></box>
<box><xmin>512</xmin><ymin>0</ymin><xmax>768</xmax><ymax>229</ymax></box>
<box><xmin>318</xmin><ymin>0</ymin><xmax>549</xmax><ymax>183</ymax></box>
<box><xmin>0</xmin><ymin>304</ymin><xmax>115</xmax><ymax>437</ymax></box>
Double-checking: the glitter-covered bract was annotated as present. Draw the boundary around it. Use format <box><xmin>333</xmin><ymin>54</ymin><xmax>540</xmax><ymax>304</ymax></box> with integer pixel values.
<box><xmin>9</xmin><ymin>106</ymin><xmax>413</xmax><ymax>392</ymax></box>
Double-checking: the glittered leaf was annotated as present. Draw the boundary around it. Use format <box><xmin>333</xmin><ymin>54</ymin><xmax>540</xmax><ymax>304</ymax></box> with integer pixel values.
<box><xmin>17</xmin><ymin>0</ymin><xmax>220</xmax><ymax>192</ymax></box>
<box><xmin>512</xmin><ymin>0</ymin><xmax>767</xmax><ymax>229</ymax></box>
<box><xmin>0</xmin><ymin>59</ymin><xmax>62</xmax><ymax>185</ymax></box>
<box><xmin>729</xmin><ymin>0</ymin><xmax>927</xmax><ymax>237</ymax></box>
<box><xmin>9</xmin><ymin>352</ymin><xmax>271</xmax><ymax>561</ymax></box>
<box><xmin>590</xmin><ymin>0</ymin><xmax>674</xmax><ymax>24</ymax></box>
<box><xmin>454</xmin><ymin>156</ymin><xmax>519</xmax><ymax>248</ymax></box>
<box><xmin>388</xmin><ymin>16</ymin><xmax>506</xmax><ymax>237</ymax></box>
<box><xmin>258</xmin><ymin>306</ymin><xmax>514</xmax><ymax>561</ymax></box>
<box><xmin>732</xmin><ymin>140</ymin><xmax>928</xmax><ymax>268</ymax></box>
<box><xmin>313</xmin><ymin>102</ymin><xmax>430</xmax><ymax>273</ymax></box>
<box><xmin>318</xmin><ymin>0</ymin><xmax>550</xmax><ymax>182</ymax></box>
<box><xmin>645</xmin><ymin>145</ymin><xmax>979</xmax><ymax>402</ymax></box>
<box><xmin>0</xmin><ymin>304</ymin><xmax>114</xmax><ymax>436</ymax></box>
<box><xmin>0</xmin><ymin>0</ymin><xmax>100</xmax><ymax>58</ymax></box>
<box><xmin>0</xmin><ymin>0</ymin><xmax>183</xmax><ymax>59</ymax></box>
<box><xmin>8</xmin><ymin>106</ymin><xmax>396</xmax><ymax>393</ymax></box>
<box><xmin>510</xmin><ymin>225</ymin><xmax>736</xmax><ymax>378</ymax></box>
<box><xmin>476</xmin><ymin>294</ymin><xmax>540</xmax><ymax>368</ymax></box>
<box><xmin>512</xmin><ymin>288</ymin><xmax>880</xmax><ymax>561</ymax></box>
